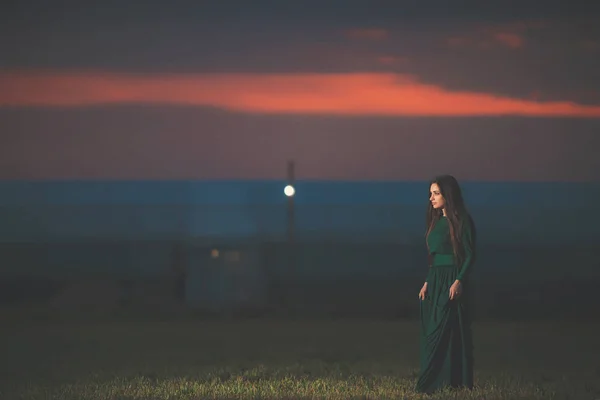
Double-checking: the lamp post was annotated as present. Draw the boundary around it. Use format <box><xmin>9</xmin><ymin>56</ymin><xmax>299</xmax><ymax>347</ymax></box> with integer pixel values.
<box><xmin>285</xmin><ymin>160</ymin><xmax>295</xmax><ymax>244</ymax></box>
<box><xmin>280</xmin><ymin>161</ymin><xmax>296</xmax><ymax>312</ymax></box>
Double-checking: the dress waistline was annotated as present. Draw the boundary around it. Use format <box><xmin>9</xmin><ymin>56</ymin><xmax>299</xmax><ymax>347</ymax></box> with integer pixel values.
<box><xmin>428</xmin><ymin>253</ymin><xmax>455</xmax><ymax>267</ymax></box>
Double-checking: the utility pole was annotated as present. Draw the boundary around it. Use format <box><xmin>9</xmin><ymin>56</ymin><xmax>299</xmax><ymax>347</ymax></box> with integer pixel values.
<box><xmin>287</xmin><ymin>160</ymin><xmax>295</xmax><ymax>244</ymax></box>
<box><xmin>279</xmin><ymin>160</ymin><xmax>296</xmax><ymax>313</ymax></box>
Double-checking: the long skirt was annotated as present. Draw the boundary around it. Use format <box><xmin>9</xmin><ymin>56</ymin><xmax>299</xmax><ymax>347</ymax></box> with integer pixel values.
<box><xmin>415</xmin><ymin>265</ymin><xmax>474</xmax><ymax>393</ymax></box>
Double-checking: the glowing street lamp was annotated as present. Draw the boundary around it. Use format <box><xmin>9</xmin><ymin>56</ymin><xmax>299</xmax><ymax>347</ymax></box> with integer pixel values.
<box><xmin>284</xmin><ymin>184</ymin><xmax>295</xmax><ymax>197</ymax></box>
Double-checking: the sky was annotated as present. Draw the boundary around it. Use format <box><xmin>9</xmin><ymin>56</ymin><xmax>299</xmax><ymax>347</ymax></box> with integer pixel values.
<box><xmin>1</xmin><ymin>0</ymin><xmax>600</xmax><ymax>181</ymax></box>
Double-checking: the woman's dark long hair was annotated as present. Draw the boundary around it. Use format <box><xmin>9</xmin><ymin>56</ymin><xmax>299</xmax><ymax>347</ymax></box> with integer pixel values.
<box><xmin>426</xmin><ymin>175</ymin><xmax>473</xmax><ymax>265</ymax></box>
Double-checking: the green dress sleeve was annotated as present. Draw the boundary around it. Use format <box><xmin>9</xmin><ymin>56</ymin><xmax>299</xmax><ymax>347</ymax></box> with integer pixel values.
<box><xmin>456</xmin><ymin>216</ymin><xmax>475</xmax><ymax>282</ymax></box>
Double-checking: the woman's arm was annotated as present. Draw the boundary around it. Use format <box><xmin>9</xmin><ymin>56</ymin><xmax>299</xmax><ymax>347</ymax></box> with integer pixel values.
<box><xmin>455</xmin><ymin>215</ymin><xmax>476</xmax><ymax>282</ymax></box>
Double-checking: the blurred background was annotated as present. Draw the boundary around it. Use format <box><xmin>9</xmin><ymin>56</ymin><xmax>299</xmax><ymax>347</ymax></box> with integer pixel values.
<box><xmin>1</xmin><ymin>0</ymin><xmax>600</xmax><ymax>322</ymax></box>
<box><xmin>1</xmin><ymin>177</ymin><xmax>598</xmax><ymax>320</ymax></box>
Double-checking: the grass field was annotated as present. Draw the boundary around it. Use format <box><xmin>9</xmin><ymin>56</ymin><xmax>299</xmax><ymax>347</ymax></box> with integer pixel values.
<box><xmin>1</xmin><ymin>314</ymin><xmax>599</xmax><ymax>399</ymax></box>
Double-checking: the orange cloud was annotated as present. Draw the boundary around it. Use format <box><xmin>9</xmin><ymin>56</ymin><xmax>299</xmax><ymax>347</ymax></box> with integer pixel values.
<box><xmin>447</xmin><ymin>32</ymin><xmax>523</xmax><ymax>49</ymax></box>
<box><xmin>343</xmin><ymin>28</ymin><xmax>388</xmax><ymax>41</ymax></box>
<box><xmin>492</xmin><ymin>32</ymin><xmax>524</xmax><ymax>48</ymax></box>
<box><xmin>1</xmin><ymin>70</ymin><xmax>600</xmax><ymax>117</ymax></box>
<box><xmin>447</xmin><ymin>19</ymin><xmax>537</xmax><ymax>50</ymax></box>
<box><xmin>484</xmin><ymin>19</ymin><xmax>548</xmax><ymax>34</ymax></box>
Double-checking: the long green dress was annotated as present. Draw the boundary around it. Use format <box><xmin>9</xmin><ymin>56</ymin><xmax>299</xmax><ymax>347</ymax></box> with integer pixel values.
<box><xmin>415</xmin><ymin>214</ymin><xmax>476</xmax><ymax>393</ymax></box>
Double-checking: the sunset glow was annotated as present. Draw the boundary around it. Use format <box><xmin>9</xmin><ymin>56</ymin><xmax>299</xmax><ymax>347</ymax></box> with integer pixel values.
<box><xmin>1</xmin><ymin>71</ymin><xmax>600</xmax><ymax>117</ymax></box>
<box><xmin>492</xmin><ymin>32</ymin><xmax>525</xmax><ymax>48</ymax></box>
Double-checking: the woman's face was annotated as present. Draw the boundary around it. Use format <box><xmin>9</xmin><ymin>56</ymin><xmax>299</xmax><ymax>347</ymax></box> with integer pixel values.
<box><xmin>429</xmin><ymin>183</ymin><xmax>446</xmax><ymax>210</ymax></box>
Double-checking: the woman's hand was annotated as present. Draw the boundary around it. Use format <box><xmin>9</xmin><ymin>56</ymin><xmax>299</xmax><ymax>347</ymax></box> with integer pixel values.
<box><xmin>449</xmin><ymin>280</ymin><xmax>462</xmax><ymax>300</ymax></box>
<box><xmin>418</xmin><ymin>282</ymin><xmax>428</xmax><ymax>300</ymax></box>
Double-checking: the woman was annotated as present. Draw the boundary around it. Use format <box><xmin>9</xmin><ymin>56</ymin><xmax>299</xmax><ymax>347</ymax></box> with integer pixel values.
<box><xmin>415</xmin><ymin>174</ymin><xmax>476</xmax><ymax>394</ymax></box>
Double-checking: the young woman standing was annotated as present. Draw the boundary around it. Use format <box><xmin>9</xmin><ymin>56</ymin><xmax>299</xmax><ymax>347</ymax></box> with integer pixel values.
<box><xmin>415</xmin><ymin>175</ymin><xmax>476</xmax><ymax>394</ymax></box>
